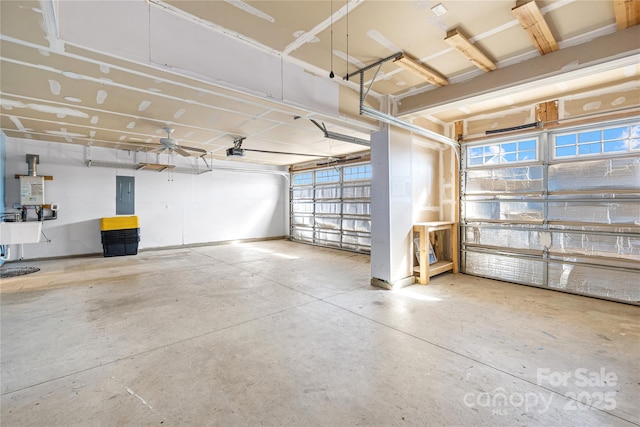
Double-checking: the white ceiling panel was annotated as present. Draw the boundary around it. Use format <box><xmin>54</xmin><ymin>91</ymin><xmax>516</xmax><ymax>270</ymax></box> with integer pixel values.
<box><xmin>1</xmin><ymin>0</ymin><xmax>637</xmax><ymax>165</ymax></box>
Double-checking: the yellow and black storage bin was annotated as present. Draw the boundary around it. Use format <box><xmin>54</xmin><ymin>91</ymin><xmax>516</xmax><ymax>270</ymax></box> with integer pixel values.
<box><xmin>100</xmin><ymin>216</ymin><xmax>140</xmax><ymax>257</ymax></box>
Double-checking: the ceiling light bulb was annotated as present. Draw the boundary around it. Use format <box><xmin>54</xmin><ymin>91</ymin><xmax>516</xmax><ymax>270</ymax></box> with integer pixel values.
<box><xmin>431</xmin><ymin>3</ymin><xmax>447</xmax><ymax>17</ymax></box>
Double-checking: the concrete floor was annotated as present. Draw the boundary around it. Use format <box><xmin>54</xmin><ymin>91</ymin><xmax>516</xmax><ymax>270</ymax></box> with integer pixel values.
<box><xmin>1</xmin><ymin>239</ymin><xmax>638</xmax><ymax>426</ymax></box>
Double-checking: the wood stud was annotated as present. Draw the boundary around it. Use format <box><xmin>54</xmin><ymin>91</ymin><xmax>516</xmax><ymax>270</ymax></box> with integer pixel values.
<box><xmin>394</xmin><ymin>53</ymin><xmax>449</xmax><ymax>87</ymax></box>
<box><xmin>454</xmin><ymin>121</ymin><xmax>464</xmax><ymax>142</ymax></box>
<box><xmin>535</xmin><ymin>100</ymin><xmax>559</xmax><ymax>124</ymax></box>
<box><xmin>614</xmin><ymin>0</ymin><xmax>640</xmax><ymax>29</ymax></box>
<box><xmin>445</xmin><ymin>28</ymin><xmax>497</xmax><ymax>72</ymax></box>
<box><xmin>512</xmin><ymin>0</ymin><xmax>559</xmax><ymax>55</ymax></box>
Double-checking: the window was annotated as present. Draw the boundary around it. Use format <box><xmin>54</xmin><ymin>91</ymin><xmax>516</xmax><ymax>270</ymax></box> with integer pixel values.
<box><xmin>315</xmin><ymin>169</ymin><xmax>340</xmax><ymax>183</ymax></box>
<box><xmin>467</xmin><ymin>138</ymin><xmax>538</xmax><ymax>167</ymax></box>
<box><xmin>344</xmin><ymin>164</ymin><xmax>372</xmax><ymax>181</ymax></box>
<box><xmin>292</xmin><ymin>172</ymin><xmax>313</xmax><ymax>185</ymax></box>
<box><xmin>553</xmin><ymin>123</ymin><xmax>640</xmax><ymax>159</ymax></box>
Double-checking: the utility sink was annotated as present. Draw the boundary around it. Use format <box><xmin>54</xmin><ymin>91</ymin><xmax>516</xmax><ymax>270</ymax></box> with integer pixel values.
<box><xmin>0</xmin><ymin>222</ymin><xmax>42</xmax><ymax>244</ymax></box>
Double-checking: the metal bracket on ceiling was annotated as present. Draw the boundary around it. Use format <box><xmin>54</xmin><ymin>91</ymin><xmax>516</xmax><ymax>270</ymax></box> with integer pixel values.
<box><xmin>305</xmin><ymin>118</ymin><xmax>370</xmax><ymax>147</ymax></box>
<box><xmin>199</xmin><ymin>153</ymin><xmax>211</xmax><ymax>169</ymax></box>
<box><xmin>344</xmin><ymin>52</ymin><xmax>403</xmax><ymax>112</ymax></box>
<box><xmin>342</xmin><ymin>52</ymin><xmax>459</xmax><ymax>151</ymax></box>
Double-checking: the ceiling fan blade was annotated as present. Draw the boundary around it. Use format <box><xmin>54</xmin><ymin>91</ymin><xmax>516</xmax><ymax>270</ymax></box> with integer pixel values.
<box><xmin>173</xmin><ymin>147</ymin><xmax>191</xmax><ymax>157</ymax></box>
<box><xmin>148</xmin><ymin>146</ymin><xmax>165</xmax><ymax>153</ymax></box>
<box><xmin>116</xmin><ymin>141</ymin><xmax>158</xmax><ymax>152</ymax></box>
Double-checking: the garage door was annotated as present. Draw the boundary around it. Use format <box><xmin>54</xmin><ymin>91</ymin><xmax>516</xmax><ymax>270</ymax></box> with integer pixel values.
<box><xmin>290</xmin><ymin>163</ymin><xmax>371</xmax><ymax>253</ymax></box>
<box><xmin>461</xmin><ymin>119</ymin><xmax>639</xmax><ymax>304</ymax></box>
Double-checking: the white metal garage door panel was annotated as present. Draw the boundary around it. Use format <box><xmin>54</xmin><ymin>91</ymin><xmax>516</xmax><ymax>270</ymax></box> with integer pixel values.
<box><xmin>461</xmin><ymin>120</ymin><xmax>639</xmax><ymax>304</ymax></box>
<box><xmin>290</xmin><ymin>163</ymin><xmax>371</xmax><ymax>253</ymax></box>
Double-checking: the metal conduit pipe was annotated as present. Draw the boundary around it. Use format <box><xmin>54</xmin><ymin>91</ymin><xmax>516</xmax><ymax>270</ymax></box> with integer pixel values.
<box><xmin>26</xmin><ymin>154</ymin><xmax>38</xmax><ymax>176</ymax></box>
<box><xmin>361</xmin><ymin>105</ymin><xmax>459</xmax><ymax>151</ymax></box>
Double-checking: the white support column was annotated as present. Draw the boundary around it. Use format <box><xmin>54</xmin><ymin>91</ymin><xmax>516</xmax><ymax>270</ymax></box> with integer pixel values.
<box><xmin>370</xmin><ymin>126</ymin><xmax>415</xmax><ymax>290</ymax></box>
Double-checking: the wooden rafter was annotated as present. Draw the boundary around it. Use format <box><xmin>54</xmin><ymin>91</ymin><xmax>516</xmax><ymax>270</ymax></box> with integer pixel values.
<box><xmin>614</xmin><ymin>0</ymin><xmax>640</xmax><ymax>29</ymax></box>
<box><xmin>445</xmin><ymin>28</ymin><xmax>497</xmax><ymax>72</ymax></box>
<box><xmin>512</xmin><ymin>0</ymin><xmax>559</xmax><ymax>55</ymax></box>
<box><xmin>394</xmin><ymin>53</ymin><xmax>449</xmax><ymax>87</ymax></box>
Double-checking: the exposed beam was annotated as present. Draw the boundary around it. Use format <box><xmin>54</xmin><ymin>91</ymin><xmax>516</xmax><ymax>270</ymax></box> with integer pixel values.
<box><xmin>614</xmin><ymin>0</ymin><xmax>640</xmax><ymax>29</ymax></box>
<box><xmin>444</xmin><ymin>28</ymin><xmax>497</xmax><ymax>72</ymax></box>
<box><xmin>512</xmin><ymin>0</ymin><xmax>559</xmax><ymax>55</ymax></box>
<box><xmin>393</xmin><ymin>53</ymin><xmax>448</xmax><ymax>86</ymax></box>
<box><xmin>396</xmin><ymin>25</ymin><xmax>640</xmax><ymax>117</ymax></box>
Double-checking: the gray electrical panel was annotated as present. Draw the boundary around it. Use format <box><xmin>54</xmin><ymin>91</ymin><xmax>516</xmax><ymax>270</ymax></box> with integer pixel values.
<box><xmin>116</xmin><ymin>176</ymin><xmax>135</xmax><ymax>215</ymax></box>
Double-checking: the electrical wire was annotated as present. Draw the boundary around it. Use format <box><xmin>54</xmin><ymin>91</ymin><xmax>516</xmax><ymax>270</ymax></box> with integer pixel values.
<box><xmin>346</xmin><ymin>0</ymin><xmax>349</xmax><ymax>81</ymax></box>
<box><xmin>329</xmin><ymin>0</ymin><xmax>334</xmax><ymax>78</ymax></box>
<box><xmin>41</xmin><ymin>230</ymin><xmax>51</xmax><ymax>243</ymax></box>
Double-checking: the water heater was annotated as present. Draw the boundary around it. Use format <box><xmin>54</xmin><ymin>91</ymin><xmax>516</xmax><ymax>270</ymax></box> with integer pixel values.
<box><xmin>20</xmin><ymin>176</ymin><xmax>45</xmax><ymax>205</ymax></box>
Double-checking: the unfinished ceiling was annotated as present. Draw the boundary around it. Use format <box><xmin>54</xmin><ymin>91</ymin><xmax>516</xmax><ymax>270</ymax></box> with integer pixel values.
<box><xmin>1</xmin><ymin>0</ymin><xmax>639</xmax><ymax>165</ymax></box>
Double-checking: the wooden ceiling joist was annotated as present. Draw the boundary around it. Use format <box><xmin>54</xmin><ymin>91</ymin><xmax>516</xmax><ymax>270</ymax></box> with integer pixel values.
<box><xmin>614</xmin><ymin>0</ymin><xmax>640</xmax><ymax>29</ymax></box>
<box><xmin>512</xmin><ymin>0</ymin><xmax>559</xmax><ymax>55</ymax></box>
<box><xmin>445</xmin><ymin>28</ymin><xmax>497</xmax><ymax>72</ymax></box>
<box><xmin>394</xmin><ymin>53</ymin><xmax>449</xmax><ymax>87</ymax></box>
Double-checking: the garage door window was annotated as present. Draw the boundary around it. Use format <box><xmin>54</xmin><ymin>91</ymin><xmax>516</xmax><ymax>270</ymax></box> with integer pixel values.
<box><xmin>467</xmin><ymin>138</ymin><xmax>538</xmax><ymax>166</ymax></box>
<box><xmin>554</xmin><ymin>123</ymin><xmax>640</xmax><ymax>158</ymax></box>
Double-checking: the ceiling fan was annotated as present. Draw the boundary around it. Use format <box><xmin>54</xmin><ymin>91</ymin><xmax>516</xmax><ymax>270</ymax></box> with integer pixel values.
<box><xmin>153</xmin><ymin>127</ymin><xmax>208</xmax><ymax>157</ymax></box>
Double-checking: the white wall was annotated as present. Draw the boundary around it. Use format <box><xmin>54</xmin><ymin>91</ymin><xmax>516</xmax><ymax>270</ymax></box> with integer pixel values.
<box><xmin>3</xmin><ymin>138</ymin><xmax>289</xmax><ymax>260</ymax></box>
<box><xmin>370</xmin><ymin>127</ymin><xmax>391</xmax><ymax>283</ymax></box>
<box><xmin>370</xmin><ymin>126</ymin><xmax>415</xmax><ymax>287</ymax></box>
<box><xmin>0</xmin><ymin>132</ymin><xmax>6</xmax><ymax>267</ymax></box>
<box><xmin>57</xmin><ymin>0</ymin><xmax>340</xmax><ymax>119</ymax></box>
<box><xmin>411</xmin><ymin>144</ymin><xmax>440</xmax><ymax>223</ymax></box>
<box><xmin>371</xmin><ymin>127</ymin><xmax>451</xmax><ymax>288</ymax></box>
